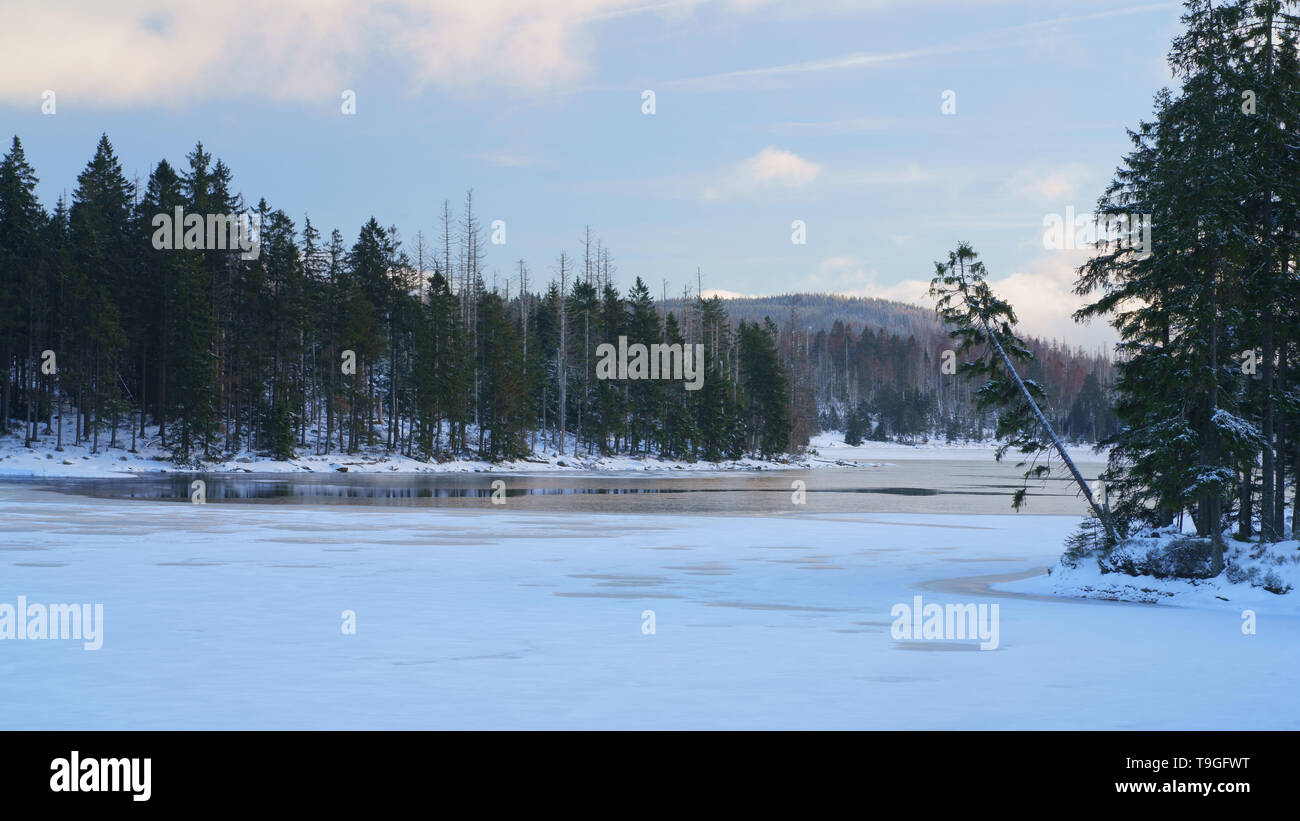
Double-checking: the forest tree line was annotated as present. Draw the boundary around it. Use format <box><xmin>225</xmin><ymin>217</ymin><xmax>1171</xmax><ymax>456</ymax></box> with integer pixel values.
<box><xmin>0</xmin><ymin>134</ymin><xmax>1117</xmax><ymax>468</ymax></box>
<box><xmin>805</xmin><ymin>319</ymin><xmax>1115</xmax><ymax>446</ymax></box>
<box><xmin>0</xmin><ymin>135</ymin><xmax>803</xmax><ymax>465</ymax></box>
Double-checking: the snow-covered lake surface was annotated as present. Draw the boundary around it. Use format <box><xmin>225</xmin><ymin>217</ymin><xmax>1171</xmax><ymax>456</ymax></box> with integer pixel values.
<box><xmin>1</xmin><ymin>459</ymin><xmax>1296</xmax><ymax>729</ymax></box>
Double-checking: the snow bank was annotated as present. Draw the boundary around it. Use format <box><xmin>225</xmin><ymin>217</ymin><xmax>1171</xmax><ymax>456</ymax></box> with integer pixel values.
<box><xmin>807</xmin><ymin>431</ymin><xmax>1107</xmax><ymax>465</ymax></box>
<box><xmin>0</xmin><ymin>424</ymin><xmax>1107</xmax><ymax>478</ymax></box>
<box><xmin>0</xmin><ymin>422</ymin><xmax>820</xmax><ymax>478</ymax></box>
<box><xmin>1004</xmin><ymin>526</ymin><xmax>1300</xmax><ymax>613</ymax></box>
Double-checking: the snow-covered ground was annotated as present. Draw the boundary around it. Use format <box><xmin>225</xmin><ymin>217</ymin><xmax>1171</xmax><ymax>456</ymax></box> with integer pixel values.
<box><xmin>0</xmin><ymin>438</ymin><xmax>809</xmax><ymax>478</ymax></box>
<box><xmin>0</xmin><ymin>423</ymin><xmax>1106</xmax><ymax>478</ymax></box>
<box><xmin>0</xmin><ymin>483</ymin><xmax>1294</xmax><ymax>729</ymax></box>
<box><xmin>809</xmin><ymin>432</ymin><xmax>1107</xmax><ymax>465</ymax></box>
<box><xmin>0</xmin><ymin>421</ymin><xmax>818</xmax><ymax>477</ymax></box>
<box><xmin>1006</xmin><ymin>527</ymin><xmax>1300</xmax><ymax>612</ymax></box>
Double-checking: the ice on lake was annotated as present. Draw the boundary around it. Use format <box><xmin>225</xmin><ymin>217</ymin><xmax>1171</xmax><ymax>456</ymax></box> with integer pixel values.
<box><xmin>0</xmin><ymin>462</ymin><xmax>1295</xmax><ymax>729</ymax></box>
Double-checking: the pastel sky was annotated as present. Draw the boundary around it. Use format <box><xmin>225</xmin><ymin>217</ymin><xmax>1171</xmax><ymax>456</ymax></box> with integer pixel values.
<box><xmin>0</xmin><ymin>0</ymin><xmax>1188</xmax><ymax>349</ymax></box>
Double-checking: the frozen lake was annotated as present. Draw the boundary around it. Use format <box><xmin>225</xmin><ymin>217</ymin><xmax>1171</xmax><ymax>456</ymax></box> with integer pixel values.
<box><xmin>1</xmin><ymin>460</ymin><xmax>1296</xmax><ymax>729</ymax></box>
<box><xmin>13</xmin><ymin>456</ymin><xmax>1106</xmax><ymax>515</ymax></box>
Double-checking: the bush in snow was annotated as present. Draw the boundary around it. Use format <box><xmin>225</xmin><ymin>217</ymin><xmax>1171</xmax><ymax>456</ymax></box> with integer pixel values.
<box><xmin>1064</xmin><ymin>518</ymin><xmax>1300</xmax><ymax>596</ymax></box>
<box><xmin>1262</xmin><ymin>569</ymin><xmax>1293</xmax><ymax>595</ymax></box>
<box><xmin>1062</xmin><ymin>515</ymin><xmax>1109</xmax><ymax>568</ymax></box>
<box><xmin>1224</xmin><ymin>564</ymin><xmax>1258</xmax><ymax>585</ymax></box>
<box><xmin>1099</xmin><ymin>535</ymin><xmax>1216</xmax><ymax>580</ymax></box>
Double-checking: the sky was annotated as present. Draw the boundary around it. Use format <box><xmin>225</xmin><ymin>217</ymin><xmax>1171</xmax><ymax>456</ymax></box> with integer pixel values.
<box><xmin>0</xmin><ymin>0</ymin><xmax>1189</xmax><ymax>349</ymax></box>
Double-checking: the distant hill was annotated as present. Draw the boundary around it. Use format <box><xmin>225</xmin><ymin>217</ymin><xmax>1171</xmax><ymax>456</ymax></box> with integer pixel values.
<box><xmin>665</xmin><ymin>293</ymin><xmax>940</xmax><ymax>339</ymax></box>
<box><xmin>655</xmin><ymin>291</ymin><xmax>1115</xmax><ymax>443</ymax></box>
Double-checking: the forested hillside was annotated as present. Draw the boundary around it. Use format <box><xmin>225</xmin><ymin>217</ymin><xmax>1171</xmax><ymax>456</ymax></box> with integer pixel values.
<box><xmin>673</xmin><ymin>293</ymin><xmax>938</xmax><ymax>339</ymax></box>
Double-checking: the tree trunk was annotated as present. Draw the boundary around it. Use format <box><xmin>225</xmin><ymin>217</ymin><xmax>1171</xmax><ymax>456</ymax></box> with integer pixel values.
<box><xmin>1237</xmin><ymin>467</ymin><xmax>1252</xmax><ymax>539</ymax></box>
<box><xmin>979</xmin><ymin>311</ymin><xmax>1119</xmax><ymax>545</ymax></box>
<box><xmin>1261</xmin><ymin>318</ymin><xmax>1275</xmax><ymax>539</ymax></box>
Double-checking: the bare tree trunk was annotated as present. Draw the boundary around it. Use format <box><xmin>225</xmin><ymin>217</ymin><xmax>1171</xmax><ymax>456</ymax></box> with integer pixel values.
<box><xmin>1272</xmin><ymin>351</ymin><xmax>1287</xmax><ymax>537</ymax></box>
<box><xmin>1261</xmin><ymin>318</ymin><xmax>1275</xmax><ymax>538</ymax></box>
<box><xmin>558</xmin><ymin>253</ymin><xmax>568</xmax><ymax>455</ymax></box>
<box><xmin>1205</xmin><ymin>273</ymin><xmax>1224</xmax><ymax>573</ymax></box>
<box><xmin>1238</xmin><ymin>466</ymin><xmax>1252</xmax><ymax>539</ymax></box>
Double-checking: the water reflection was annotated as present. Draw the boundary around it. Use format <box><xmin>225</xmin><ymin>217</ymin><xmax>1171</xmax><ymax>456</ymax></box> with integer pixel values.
<box><xmin>2</xmin><ymin>459</ymin><xmax>1107</xmax><ymax>516</ymax></box>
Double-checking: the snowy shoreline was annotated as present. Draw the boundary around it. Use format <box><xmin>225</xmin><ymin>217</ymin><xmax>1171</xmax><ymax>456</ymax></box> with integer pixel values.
<box><xmin>0</xmin><ymin>427</ymin><xmax>1108</xmax><ymax>479</ymax></box>
<box><xmin>997</xmin><ymin>524</ymin><xmax>1300</xmax><ymax>613</ymax></box>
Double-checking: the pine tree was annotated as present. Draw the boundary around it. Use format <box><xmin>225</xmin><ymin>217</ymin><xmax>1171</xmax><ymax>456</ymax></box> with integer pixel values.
<box><xmin>1076</xmin><ymin>0</ymin><xmax>1300</xmax><ymax>563</ymax></box>
<box><xmin>738</xmin><ymin>318</ymin><xmax>791</xmax><ymax>458</ymax></box>
<box><xmin>69</xmin><ymin>135</ymin><xmax>134</xmax><ymax>454</ymax></box>
<box><xmin>624</xmin><ymin>277</ymin><xmax>661</xmax><ymax>454</ymax></box>
<box><xmin>695</xmin><ymin>296</ymin><xmax>744</xmax><ymax>460</ymax></box>
<box><xmin>476</xmin><ymin>290</ymin><xmax>529</xmax><ymax>460</ymax></box>
<box><xmin>659</xmin><ymin>312</ymin><xmax>697</xmax><ymax>457</ymax></box>
<box><xmin>0</xmin><ymin>136</ymin><xmax>47</xmax><ymax>440</ymax></box>
<box><xmin>596</xmin><ymin>282</ymin><xmax>627</xmax><ymax>453</ymax></box>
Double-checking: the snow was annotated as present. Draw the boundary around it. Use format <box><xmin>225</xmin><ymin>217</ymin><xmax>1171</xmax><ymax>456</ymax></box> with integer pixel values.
<box><xmin>0</xmin><ymin>423</ymin><xmax>1107</xmax><ymax>478</ymax></box>
<box><xmin>1005</xmin><ymin>526</ymin><xmax>1300</xmax><ymax>611</ymax></box>
<box><xmin>0</xmin><ymin>420</ymin><xmax>820</xmax><ymax>478</ymax></box>
<box><xmin>1</xmin><ymin>483</ymin><xmax>1295</xmax><ymax>729</ymax></box>
<box><xmin>806</xmin><ymin>431</ymin><xmax>1108</xmax><ymax>465</ymax></box>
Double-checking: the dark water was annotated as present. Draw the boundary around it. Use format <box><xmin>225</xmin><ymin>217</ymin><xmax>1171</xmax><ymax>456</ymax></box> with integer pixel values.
<box><xmin>1</xmin><ymin>459</ymin><xmax>1107</xmax><ymax>516</ymax></box>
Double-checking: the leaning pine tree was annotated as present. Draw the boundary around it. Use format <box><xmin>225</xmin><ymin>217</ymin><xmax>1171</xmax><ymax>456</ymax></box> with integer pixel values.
<box><xmin>930</xmin><ymin>243</ymin><xmax>1119</xmax><ymax>545</ymax></box>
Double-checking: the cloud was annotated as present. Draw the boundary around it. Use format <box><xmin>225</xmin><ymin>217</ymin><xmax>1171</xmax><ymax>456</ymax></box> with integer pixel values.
<box><xmin>669</xmin><ymin>45</ymin><xmax>953</xmax><ymax>91</ymax></box>
<box><xmin>1009</xmin><ymin>164</ymin><xmax>1095</xmax><ymax>203</ymax></box>
<box><xmin>700</xmin><ymin>287</ymin><xmax>759</xmax><ymax>299</ymax></box>
<box><xmin>0</xmin><ymin>2</ymin><xmax>1182</xmax><ymax>106</ymax></box>
<box><xmin>766</xmin><ymin>116</ymin><xmax>927</xmax><ymax>136</ymax></box>
<box><xmin>0</xmin><ymin>0</ymin><xmax>682</xmax><ymax>106</ymax></box>
<box><xmin>472</xmin><ymin>151</ymin><xmax>536</xmax><ymax>168</ymax></box>
<box><xmin>703</xmin><ymin>146</ymin><xmax>822</xmax><ymax>200</ymax></box>
<box><xmin>667</xmin><ymin>2</ymin><xmax>1180</xmax><ymax>91</ymax></box>
<box><xmin>806</xmin><ymin>251</ymin><xmax>1116</xmax><ymax>348</ymax></box>
<box><xmin>807</xmin><ymin>256</ymin><xmax>928</xmax><ymax>304</ymax></box>
<box><xmin>838</xmin><ymin>162</ymin><xmax>934</xmax><ymax>187</ymax></box>
<box><xmin>978</xmin><ymin>251</ymin><xmax>1115</xmax><ymax>348</ymax></box>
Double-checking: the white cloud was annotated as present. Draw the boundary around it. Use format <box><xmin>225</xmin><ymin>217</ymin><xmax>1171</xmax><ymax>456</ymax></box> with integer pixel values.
<box><xmin>668</xmin><ymin>2</ymin><xmax>1180</xmax><ymax>91</ymax></box>
<box><xmin>700</xmin><ymin>287</ymin><xmax>759</xmax><ymax>299</ymax></box>
<box><xmin>1008</xmin><ymin>164</ymin><xmax>1095</xmax><ymax>203</ymax></box>
<box><xmin>703</xmin><ymin>146</ymin><xmax>822</xmax><ymax>200</ymax></box>
<box><xmin>472</xmin><ymin>151</ymin><xmax>536</xmax><ymax>168</ymax></box>
<box><xmin>670</xmin><ymin>45</ymin><xmax>953</xmax><ymax>91</ymax></box>
<box><xmin>0</xmin><ymin>2</ymin><xmax>1181</xmax><ymax>106</ymax></box>
<box><xmin>806</xmin><ymin>250</ymin><xmax>1116</xmax><ymax>348</ymax></box>
<box><xmin>838</xmin><ymin>162</ymin><xmax>934</xmax><ymax>187</ymax></box>
<box><xmin>815</xmin><ymin>257</ymin><xmax>929</xmax><ymax>304</ymax></box>
<box><xmin>0</xmin><ymin>0</ymin><xmax>678</xmax><ymax>106</ymax></box>
<box><xmin>767</xmin><ymin>116</ymin><xmax>926</xmax><ymax>136</ymax></box>
<box><xmin>982</xmin><ymin>251</ymin><xmax>1117</xmax><ymax>348</ymax></box>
